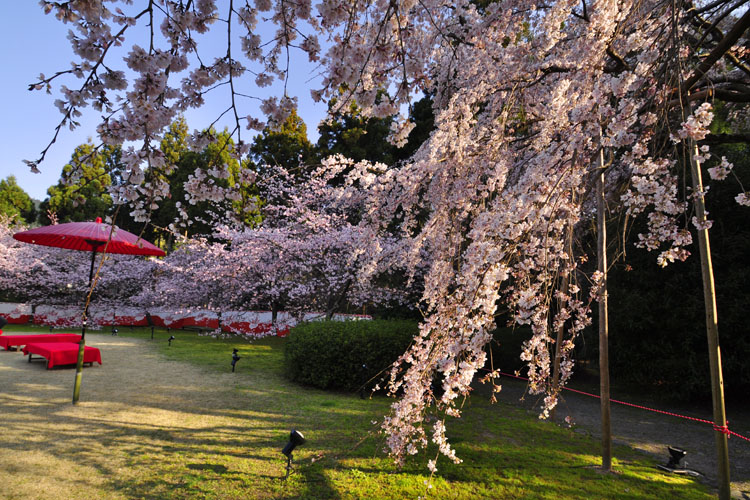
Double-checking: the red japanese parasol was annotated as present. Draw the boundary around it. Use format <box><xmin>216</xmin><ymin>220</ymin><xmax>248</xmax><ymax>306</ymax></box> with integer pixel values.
<box><xmin>13</xmin><ymin>217</ymin><xmax>165</xmax><ymax>257</ymax></box>
<box><xmin>13</xmin><ymin>217</ymin><xmax>165</xmax><ymax>403</ymax></box>
<box><xmin>13</xmin><ymin>217</ymin><xmax>165</xmax><ymax>287</ymax></box>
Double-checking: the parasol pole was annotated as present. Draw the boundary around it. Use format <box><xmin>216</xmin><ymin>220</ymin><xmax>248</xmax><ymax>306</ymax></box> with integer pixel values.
<box><xmin>11</xmin><ymin>218</ymin><xmax>165</xmax><ymax>404</ymax></box>
<box><xmin>87</xmin><ymin>247</ymin><xmax>97</xmax><ymax>288</ymax></box>
<box><xmin>73</xmin><ymin>242</ymin><xmax>103</xmax><ymax>404</ymax></box>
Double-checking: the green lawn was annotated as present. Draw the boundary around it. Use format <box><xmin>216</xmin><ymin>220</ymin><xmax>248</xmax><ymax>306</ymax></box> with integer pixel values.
<box><xmin>0</xmin><ymin>325</ymin><xmax>714</xmax><ymax>499</ymax></box>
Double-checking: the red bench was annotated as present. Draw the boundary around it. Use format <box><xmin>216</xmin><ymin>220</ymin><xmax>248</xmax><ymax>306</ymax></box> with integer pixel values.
<box><xmin>0</xmin><ymin>334</ymin><xmax>82</xmax><ymax>351</ymax></box>
<box><xmin>23</xmin><ymin>342</ymin><xmax>102</xmax><ymax>370</ymax></box>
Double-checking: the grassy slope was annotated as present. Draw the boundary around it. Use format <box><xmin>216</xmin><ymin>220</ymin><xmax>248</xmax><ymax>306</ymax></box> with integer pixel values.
<box><xmin>1</xmin><ymin>325</ymin><xmax>713</xmax><ymax>499</ymax></box>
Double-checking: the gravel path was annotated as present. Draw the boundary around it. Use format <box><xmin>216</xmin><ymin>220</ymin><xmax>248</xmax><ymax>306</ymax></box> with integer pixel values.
<box><xmin>0</xmin><ymin>333</ymin><xmax>250</xmax><ymax>500</ymax></box>
<box><xmin>495</xmin><ymin>377</ymin><xmax>750</xmax><ymax>499</ymax></box>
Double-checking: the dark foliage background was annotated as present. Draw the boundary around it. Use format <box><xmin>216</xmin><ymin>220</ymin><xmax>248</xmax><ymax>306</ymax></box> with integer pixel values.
<box><xmin>592</xmin><ymin>137</ymin><xmax>750</xmax><ymax>402</ymax></box>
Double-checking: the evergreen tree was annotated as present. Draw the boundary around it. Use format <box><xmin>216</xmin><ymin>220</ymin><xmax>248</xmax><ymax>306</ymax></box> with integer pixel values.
<box><xmin>0</xmin><ymin>176</ymin><xmax>37</xmax><ymax>224</ymax></box>
<box><xmin>316</xmin><ymin>95</ymin><xmax>435</xmax><ymax>166</ymax></box>
<box><xmin>150</xmin><ymin>128</ymin><xmax>241</xmax><ymax>245</ymax></box>
<box><xmin>39</xmin><ymin>143</ymin><xmax>116</xmax><ymax>223</ymax></box>
<box><xmin>393</xmin><ymin>95</ymin><xmax>435</xmax><ymax>162</ymax></box>
<box><xmin>316</xmin><ymin>100</ymin><xmax>396</xmax><ymax>164</ymax></box>
<box><xmin>160</xmin><ymin>115</ymin><xmax>190</xmax><ymax>166</ymax></box>
<box><xmin>250</xmin><ymin>109</ymin><xmax>314</xmax><ymax>176</ymax></box>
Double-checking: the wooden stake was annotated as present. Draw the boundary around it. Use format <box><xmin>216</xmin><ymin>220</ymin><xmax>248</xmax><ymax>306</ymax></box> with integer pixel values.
<box><xmin>688</xmin><ymin>140</ymin><xmax>731</xmax><ymax>499</ymax></box>
<box><xmin>597</xmin><ymin>145</ymin><xmax>612</xmax><ymax>472</ymax></box>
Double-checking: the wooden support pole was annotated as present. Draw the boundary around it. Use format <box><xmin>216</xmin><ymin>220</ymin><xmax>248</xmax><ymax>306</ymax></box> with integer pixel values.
<box><xmin>688</xmin><ymin>140</ymin><xmax>731</xmax><ymax>499</ymax></box>
<box><xmin>597</xmin><ymin>145</ymin><xmax>612</xmax><ymax>472</ymax></box>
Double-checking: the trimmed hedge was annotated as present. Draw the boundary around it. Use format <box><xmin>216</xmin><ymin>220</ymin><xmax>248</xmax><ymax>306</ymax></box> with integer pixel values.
<box><xmin>284</xmin><ymin>319</ymin><xmax>418</xmax><ymax>391</ymax></box>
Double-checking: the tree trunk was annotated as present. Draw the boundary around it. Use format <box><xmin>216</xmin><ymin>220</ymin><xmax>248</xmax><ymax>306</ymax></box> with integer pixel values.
<box><xmin>272</xmin><ymin>301</ymin><xmax>279</xmax><ymax>325</ymax></box>
<box><xmin>689</xmin><ymin>140</ymin><xmax>731</xmax><ymax>499</ymax></box>
<box><xmin>326</xmin><ymin>279</ymin><xmax>352</xmax><ymax>320</ymax></box>
<box><xmin>597</xmin><ymin>146</ymin><xmax>612</xmax><ymax>472</ymax></box>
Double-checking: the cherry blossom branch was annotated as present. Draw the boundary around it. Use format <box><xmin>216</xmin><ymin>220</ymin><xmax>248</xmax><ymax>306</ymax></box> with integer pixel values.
<box><xmin>27</xmin><ymin>5</ymin><xmax>152</xmax><ymax>170</ymax></box>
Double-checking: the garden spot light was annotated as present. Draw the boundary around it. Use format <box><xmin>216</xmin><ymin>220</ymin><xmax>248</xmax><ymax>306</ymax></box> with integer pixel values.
<box><xmin>168</xmin><ymin>335</ymin><xmax>175</xmax><ymax>346</ymax></box>
<box><xmin>657</xmin><ymin>446</ymin><xmax>700</xmax><ymax>476</ymax></box>
<box><xmin>231</xmin><ymin>348</ymin><xmax>241</xmax><ymax>372</ymax></box>
<box><xmin>281</xmin><ymin>429</ymin><xmax>306</xmax><ymax>479</ymax></box>
<box><xmin>666</xmin><ymin>446</ymin><xmax>686</xmax><ymax>469</ymax></box>
<box><xmin>111</xmin><ymin>327</ymin><xmax>118</xmax><ymax>336</ymax></box>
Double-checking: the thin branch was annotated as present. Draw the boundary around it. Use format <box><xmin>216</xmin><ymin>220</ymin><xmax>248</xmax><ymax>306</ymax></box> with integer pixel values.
<box><xmin>684</xmin><ymin>7</ymin><xmax>750</xmax><ymax>90</ymax></box>
<box><xmin>226</xmin><ymin>0</ymin><xmax>242</xmax><ymax>146</ymax></box>
<box><xmin>29</xmin><ymin>5</ymin><xmax>152</xmax><ymax>168</ymax></box>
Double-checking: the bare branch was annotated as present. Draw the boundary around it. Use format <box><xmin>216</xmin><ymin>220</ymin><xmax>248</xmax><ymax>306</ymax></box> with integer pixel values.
<box><xmin>684</xmin><ymin>7</ymin><xmax>750</xmax><ymax>90</ymax></box>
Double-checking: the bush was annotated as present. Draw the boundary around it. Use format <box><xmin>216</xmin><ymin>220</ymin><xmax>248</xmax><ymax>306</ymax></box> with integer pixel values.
<box><xmin>284</xmin><ymin>319</ymin><xmax>418</xmax><ymax>392</ymax></box>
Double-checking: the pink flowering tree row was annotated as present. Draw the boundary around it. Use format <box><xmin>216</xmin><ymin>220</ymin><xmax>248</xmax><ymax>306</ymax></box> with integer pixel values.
<box><xmin>0</xmin><ymin>216</ymin><xmax>158</xmax><ymax>313</ymax></box>
<box><xmin>135</xmin><ymin>156</ymin><xmax>416</xmax><ymax>320</ymax></box>
<box><xmin>2</xmin><ymin>155</ymin><xmax>416</xmax><ymax>326</ymax></box>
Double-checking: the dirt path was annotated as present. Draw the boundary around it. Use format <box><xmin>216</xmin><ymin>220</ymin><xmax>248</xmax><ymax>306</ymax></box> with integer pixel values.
<box><xmin>0</xmin><ymin>333</ymin><xmax>253</xmax><ymax>500</ymax></box>
<box><xmin>495</xmin><ymin>377</ymin><xmax>750</xmax><ymax>498</ymax></box>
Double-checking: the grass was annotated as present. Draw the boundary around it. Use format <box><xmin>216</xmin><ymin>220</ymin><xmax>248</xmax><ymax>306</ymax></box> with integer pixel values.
<box><xmin>0</xmin><ymin>324</ymin><xmax>715</xmax><ymax>499</ymax></box>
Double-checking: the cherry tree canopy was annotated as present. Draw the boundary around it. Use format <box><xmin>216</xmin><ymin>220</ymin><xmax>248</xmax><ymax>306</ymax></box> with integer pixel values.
<box><xmin>134</xmin><ymin>156</ymin><xmax>414</xmax><ymax>318</ymax></box>
<box><xmin>27</xmin><ymin>0</ymin><xmax>750</xmax><ymax>465</ymax></box>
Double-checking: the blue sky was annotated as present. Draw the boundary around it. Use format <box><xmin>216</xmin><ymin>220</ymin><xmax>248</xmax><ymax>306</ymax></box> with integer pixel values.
<box><xmin>0</xmin><ymin>3</ymin><xmax>329</xmax><ymax>201</ymax></box>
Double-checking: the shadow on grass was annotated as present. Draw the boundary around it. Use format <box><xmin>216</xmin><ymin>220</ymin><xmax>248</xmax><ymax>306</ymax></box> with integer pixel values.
<box><xmin>0</xmin><ymin>326</ymin><xmax>717</xmax><ymax>500</ymax></box>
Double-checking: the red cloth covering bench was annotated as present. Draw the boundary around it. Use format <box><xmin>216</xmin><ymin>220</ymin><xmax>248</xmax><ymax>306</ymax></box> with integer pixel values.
<box><xmin>23</xmin><ymin>342</ymin><xmax>102</xmax><ymax>369</ymax></box>
<box><xmin>0</xmin><ymin>334</ymin><xmax>82</xmax><ymax>351</ymax></box>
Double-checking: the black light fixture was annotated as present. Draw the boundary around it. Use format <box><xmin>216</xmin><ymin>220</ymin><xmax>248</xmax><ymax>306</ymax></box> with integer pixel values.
<box><xmin>231</xmin><ymin>348</ymin><xmax>241</xmax><ymax>372</ymax></box>
<box><xmin>111</xmin><ymin>327</ymin><xmax>118</xmax><ymax>336</ymax></box>
<box><xmin>359</xmin><ymin>363</ymin><xmax>367</xmax><ymax>399</ymax></box>
<box><xmin>666</xmin><ymin>446</ymin><xmax>687</xmax><ymax>469</ymax></box>
<box><xmin>168</xmin><ymin>335</ymin><xmax>175</xmax><ymax>346</ymax></box>
<box><xmin>657</xmin><ymin>446</ymin><xmax>700</xmax><ymax>476</ymax></box>
<box><xmin>282</xmin><ymin>429</ymin><xmax>306</xmax><ymax>479</ymax></box>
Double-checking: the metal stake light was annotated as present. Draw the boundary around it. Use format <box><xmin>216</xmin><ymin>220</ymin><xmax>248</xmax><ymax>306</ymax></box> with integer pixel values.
<box><xmin>231</xmin><ymin>348</ymin><xmax>241</xmax><ymax>372</ymax></box>
<box><xmin>281</xmin><ymin>429</ymin><xmax>306</xmax><ymax>480</ymax></box>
